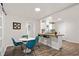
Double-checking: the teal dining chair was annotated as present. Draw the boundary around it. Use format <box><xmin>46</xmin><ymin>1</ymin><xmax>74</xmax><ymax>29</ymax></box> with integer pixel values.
<box><xmin>12</xmin><ymin>38</ymin><xmax>23</xmax><ymax>55</ymax></box>
<box><xmin>25</xmin><ymin>36</ymin><xmax>39</xmax><ymax>55</ymax></box>
<box><xmin>21</xmin><ymin>35</ymin><xmax>28</xmax><ymax>38</ymax></box>
<box><xmin>12</xmin><ymin>38</ymin><xmax>23</xmax><ymax>46</ymax></box>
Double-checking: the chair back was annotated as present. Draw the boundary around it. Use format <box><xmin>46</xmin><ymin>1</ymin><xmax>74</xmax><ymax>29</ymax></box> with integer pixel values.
<box><xmin>26</xmin><ymin>40</ymin><xmax>36</xmax><ymax>49</ymax></box>
<box><xmin>22</xmin><ymin>35</ymin><xmax>28</xmax><ymax>38</ymax></box>
<box><xmin>26</xmin><ymin>36</ymin><xmax>39</xmax><ymax>49</ymax></box>
<box><xmin>12</xmin><ymin>38</ymin><xmax>17</xmax><ymax>46</ymax></box>
<box><xmin>35</xmin><ymin>36</ymin><xmax>39</xmax><ymax>44</ymax></box>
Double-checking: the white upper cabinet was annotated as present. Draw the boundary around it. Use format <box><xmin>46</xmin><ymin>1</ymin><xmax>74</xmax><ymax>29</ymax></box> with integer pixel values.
<box><xmin>40</xmin><ymin>17</ymin><xmax>56</xmax><ymax>34</ymax></box>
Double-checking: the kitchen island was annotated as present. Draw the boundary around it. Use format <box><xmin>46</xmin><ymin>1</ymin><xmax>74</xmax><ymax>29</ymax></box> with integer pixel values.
<box><xmin>38</xmin><ymin>33</ymin><xmax>64</xmax><ymax>50</ymax></box>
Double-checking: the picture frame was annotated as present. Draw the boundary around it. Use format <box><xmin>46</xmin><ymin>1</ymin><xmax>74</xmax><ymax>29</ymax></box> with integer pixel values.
<box><xmin>13</xmin><ymin>22</ymin><xmax>21</xmax><ymax>30</ymax></box>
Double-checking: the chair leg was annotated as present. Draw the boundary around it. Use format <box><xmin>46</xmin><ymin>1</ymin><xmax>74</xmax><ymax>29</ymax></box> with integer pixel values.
<box><xmin>37</xmin><ymin>45</ymin><xmax>40</xmax><ymax>48</ymax></box>
<box><xmin>31</xmin><ymin>48</ymin><xmax>36</xmax><ymax>56</ymax></box>
<box><xmin>33</xmin><ymin>50</ymin><xmax>36</xmax><ymax>56</ymax></box>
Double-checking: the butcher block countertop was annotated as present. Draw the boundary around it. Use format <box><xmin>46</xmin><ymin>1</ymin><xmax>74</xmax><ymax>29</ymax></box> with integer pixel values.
<box><xmin>38</xmin><ymin>33</ymin><xmax>64</xmax><ymax>37</ymax></box>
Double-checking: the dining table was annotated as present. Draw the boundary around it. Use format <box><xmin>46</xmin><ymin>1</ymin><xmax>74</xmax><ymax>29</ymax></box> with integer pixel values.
<box><xmin>19</xmin><ymin>37</ymin><xmax>35</xmax><ymax>53</ymax></box>
<box><xmin>19</xmin><ymin>37</ymin><xmax>35</xmax><ymax>42</ymax></box>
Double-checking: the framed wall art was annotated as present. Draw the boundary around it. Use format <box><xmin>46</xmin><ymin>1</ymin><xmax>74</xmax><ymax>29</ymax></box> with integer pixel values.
<box><xmin>13</xmin><ymin>22</ymin><xmax>21</xmax><ymax>30</ymax></box>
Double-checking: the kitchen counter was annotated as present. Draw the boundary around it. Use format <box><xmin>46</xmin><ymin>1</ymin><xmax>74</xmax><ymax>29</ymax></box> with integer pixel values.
<box><xmin>38</xmin><ymin>33</ymin><xmax>64</xmax><ymax>50</ymax></box>
<box><xmin>38</xmin><ymin>33</ymin><xmax>64</xmax><ymax>38</ymax></box>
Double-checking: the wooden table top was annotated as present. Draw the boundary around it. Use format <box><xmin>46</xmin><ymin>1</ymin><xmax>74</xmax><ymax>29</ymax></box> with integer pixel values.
<box><xmin>38</xmin><ymin>33</ymin><xmax>64</xmax><ymax>37</ymax></box>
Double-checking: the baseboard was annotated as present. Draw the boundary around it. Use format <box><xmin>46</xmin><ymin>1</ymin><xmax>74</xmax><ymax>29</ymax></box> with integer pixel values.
<box><xmin>64</xmin><ymin>40</ymin><xmax>79</xmax><ymax>44</ymax></box>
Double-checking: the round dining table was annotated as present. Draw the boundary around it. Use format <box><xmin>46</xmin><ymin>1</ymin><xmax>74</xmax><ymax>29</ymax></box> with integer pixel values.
<box><xmin>19</xmin><ymin>37</ymin><xmax>35</xmax><ymax>53</ymax></box>
<box><xmin>19</xmin><ymin>37</ymin><xmax>35</xmax><ymax>41</ymax></box>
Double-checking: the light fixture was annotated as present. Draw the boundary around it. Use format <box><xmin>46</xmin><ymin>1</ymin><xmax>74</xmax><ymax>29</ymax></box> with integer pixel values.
<box><xmin>35</xmin><ymin>8</ymin><xmax>40</xmax><ymax>12</ymax></box>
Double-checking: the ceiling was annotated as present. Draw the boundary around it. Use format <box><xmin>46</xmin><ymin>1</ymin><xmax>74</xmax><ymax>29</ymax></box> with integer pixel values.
<box><xmin>3</xmin><ymin>3</ymin><xmax>74</xmax><ymax>20</ymax></box>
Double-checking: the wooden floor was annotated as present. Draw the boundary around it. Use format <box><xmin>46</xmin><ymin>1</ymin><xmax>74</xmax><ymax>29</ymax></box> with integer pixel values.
<box><xmin>4</xmin><ymin>40</ymin><xmax>79</xmax><ymax>56</ymax></box>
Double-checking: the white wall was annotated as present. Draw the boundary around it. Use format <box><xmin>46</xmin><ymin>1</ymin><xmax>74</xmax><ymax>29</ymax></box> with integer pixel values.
<box><xmin>0</xmin><ymin>6</ymin><xmax>2</xmax><ymax>55</ymax></box>
<box><xmin>40</xmin><ymin>4</ymin><xmax>79</xmax><ymax>50</ymax></box>
<box><xmin>2</xmin><ymin>15</ymin><xmax>40</xmax><ymax>55</ymax></box>
<box><xmin>53</xmin><ymin>4</ymin><xmax>79</xmax><ymax>43</ymax></box>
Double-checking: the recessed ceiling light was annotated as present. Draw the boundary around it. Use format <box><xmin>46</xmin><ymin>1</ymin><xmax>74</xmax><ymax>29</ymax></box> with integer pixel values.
<box><xmin>35</xmin><ymin>8</ymin><xmax>40</xmax><ymax>12</ymax></box>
